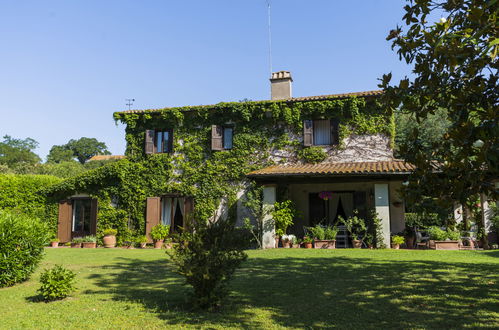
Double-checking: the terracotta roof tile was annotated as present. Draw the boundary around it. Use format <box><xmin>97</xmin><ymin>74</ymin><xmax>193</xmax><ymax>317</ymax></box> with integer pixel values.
<box><xmin>247</xmin><ymin>160</ymin><xmax>414</xmax><ymax>177</ymax></box>
<box><xmin>88</xmin><ymin>155</ymin><xmax>126</xmax><ymax>161</ymax></box>
<box><xmin>116</xmin><ymin>90</ymin><xmax>383</xmax><ymax>115</ymax></box>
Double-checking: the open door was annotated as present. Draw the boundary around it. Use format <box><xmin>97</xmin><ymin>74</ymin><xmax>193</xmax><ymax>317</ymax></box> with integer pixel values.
<box><xmin>58</xmin><ymin>200</ymin><xmax>72</xmax><ymax>243</ymax></box>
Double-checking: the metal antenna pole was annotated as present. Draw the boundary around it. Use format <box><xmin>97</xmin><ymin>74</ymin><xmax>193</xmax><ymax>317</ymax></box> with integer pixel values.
<box><xmin>125</xmin><ymin>98</ymin><xmax>135</xmax><ymax>111</ymax></box>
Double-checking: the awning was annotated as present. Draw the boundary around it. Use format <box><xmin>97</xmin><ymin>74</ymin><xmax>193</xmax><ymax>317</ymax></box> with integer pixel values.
<box><xmin>247</xmin><ymin>160</ymin><xmax>415</xmax><ymax>178</ymax></box>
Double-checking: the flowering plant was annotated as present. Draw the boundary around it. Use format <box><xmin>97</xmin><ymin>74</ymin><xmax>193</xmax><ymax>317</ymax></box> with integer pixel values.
<box><xmin>318</xmin><ymin>191</ymin><xmax>333</xmax><ymax>200</ymax></box>
<box><xmin>281</xmin><ymin>234</ymin><xmax>296</xmax><ymax>243</ymax></box>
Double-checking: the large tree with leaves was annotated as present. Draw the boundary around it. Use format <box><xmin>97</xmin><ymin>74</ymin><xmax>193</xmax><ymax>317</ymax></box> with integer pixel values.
<box><xmin>65</xmin><ymin>137</ymin><xmax>111</xmax><ymax>164</ymax></box>
<box><xmin>0</xmin><ymin>135</ymin><xmax>41</xmax><ymax>167</ymax></box>
<box><xmin>380</xmin><ymin>0</ymin><xmax>498</xmax><ymax>246</ymax></box>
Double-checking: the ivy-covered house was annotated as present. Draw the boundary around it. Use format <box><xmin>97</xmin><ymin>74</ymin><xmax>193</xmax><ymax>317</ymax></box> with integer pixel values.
<box><xmin>48</xmin><ymin>71</ymin><xmax>414</xmax><ymax>247</ymax></box>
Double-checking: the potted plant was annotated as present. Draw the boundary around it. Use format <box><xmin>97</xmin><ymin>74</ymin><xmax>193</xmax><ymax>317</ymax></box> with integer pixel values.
<box><xmin>391</xmin><ymin>235</ymin><xmax>404</xmax><ymax>249</ymax></box>
<box><xmin>82</xmin><ymin>235</ymin><xmax>97</xmax><ymax>248</ymax></box>
<box><xmin>302</xmin><ymin>237</ymin><xmax>313</xmax><ymax>249</ymax></box>
<box><xmin>50</xmin><ymin>236</ymin><xmax>60</xmax><ymax>248</ymax></box>
<box><xmin>136</xmin><ymin>235</ymin><xmax>148</xmax><ymax>248</ymax></box>
<box><xmin>291</xmin><ymin>237</ymin><xmax>301</xmax><ymax>248</ymax></box>
<box><xmin>364</xmin><ymin>233</ymin><xmax>374</xmax><ymax>249</ymax></box>
<box><xmin>309</xmin><ymin>225</ymin><xmax>338</xmax><ymax>249</ymax></box>
<box><xmin>71</xmin><ymin>237</ymin><xmax>84</xmax><ymax>248</ymax></box>
<box><xmin>102</xmin><ymin>228</ymin><xmax>118</xmax><ymax>248</ymax></box>
<box><xmin>427</xmin><ymin>226</ymin><xmax>460</xmax><ymax>249</ymax></box>
<box><xmin>272</xmin><ymin>200</ymin><xmax>297</xmax><ymax>248</ymax></box>
<box><xmin>150</xmin><ymin>224</ymin><xmax>170</xmax><ymax>249</ymax></box>
<box><xmin>281</xmin><ymin>234</ymin><xmax>295</xmax><ymax>248</ymax></box>
<box><xmin>339</xmin><ymin>214</ymin><xmax>366</xmax><ymax>249</ymax></box>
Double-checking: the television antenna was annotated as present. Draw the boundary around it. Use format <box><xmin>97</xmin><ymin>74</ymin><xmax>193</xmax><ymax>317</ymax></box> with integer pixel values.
<box><xmin>125</xmin><ymin>98</ymin><xmax>135</xmax><ymax>110</ymax></box>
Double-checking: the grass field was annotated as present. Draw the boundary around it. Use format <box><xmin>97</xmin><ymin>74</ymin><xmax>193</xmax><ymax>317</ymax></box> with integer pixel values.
<box><xmin>1</xmin><ymin>248</ymin><xmax>498</xmax><ymax>329</ymax></box>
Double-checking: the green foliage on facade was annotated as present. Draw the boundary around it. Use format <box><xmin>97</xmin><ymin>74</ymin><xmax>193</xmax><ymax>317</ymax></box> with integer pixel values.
<box><xmin>41</xmin><ymin>97</ymin><xmax>393</xmax><ymax>239</ymax></box>
<box><xmin>299</xmin><ymin>146</ymin><xmax>328</xmax><ymax>163</ymax></box>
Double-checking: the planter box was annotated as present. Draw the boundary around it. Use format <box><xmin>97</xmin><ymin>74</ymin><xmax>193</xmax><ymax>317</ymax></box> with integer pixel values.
<box><xmin>71</xmin><ymin>242</ymin><xmax>81</xmax><ymax>248</ymax></box>
<box><xmin>82</xmin><ymin>242</ymin><xmax>96</xmax><ymax>248</ymax></box>
<box><xmin>314</xmin><ymin>240</ymin><xmax>336</xmax><ymax>249</ymax></box>
<box><xmin>433</xmin><ymin>240</ymin><xmax>460</xmax><ymax>250</ymax></box>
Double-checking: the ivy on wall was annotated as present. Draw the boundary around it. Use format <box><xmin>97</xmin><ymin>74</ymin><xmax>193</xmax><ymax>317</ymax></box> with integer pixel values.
<box><xmin>42</xmin><ymin>97</ymin><xmax>393</xmax><ymax>240</ymax></box>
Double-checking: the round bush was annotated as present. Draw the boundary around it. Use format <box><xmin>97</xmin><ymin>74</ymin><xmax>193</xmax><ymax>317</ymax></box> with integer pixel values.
<box><xmin>38</xmin><ymin>265</ymin><xmax>76</xmax><ymax>301</ymax></box>
<box><xmin>0</xmin><ymin>210</ymin><xmax>50</xmax><ymax>287</ymax></box>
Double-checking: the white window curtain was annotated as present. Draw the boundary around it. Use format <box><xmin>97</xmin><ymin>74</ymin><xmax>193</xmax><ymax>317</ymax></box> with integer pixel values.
<box><xmin>161</xmin><ymin>198</ymin><xmax>172</xmax><ymax>226</ymax></box>
<box><xmin>313</xmin><ymin>120</ymin><xmax>331</xmax><ymax>145</ymax></box>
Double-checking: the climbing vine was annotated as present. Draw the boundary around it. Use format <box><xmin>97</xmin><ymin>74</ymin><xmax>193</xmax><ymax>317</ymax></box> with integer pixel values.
<box><xmin>42</xmin><ymin>97</ymin><xmax>393</xmax><ymax>240</ymax></box>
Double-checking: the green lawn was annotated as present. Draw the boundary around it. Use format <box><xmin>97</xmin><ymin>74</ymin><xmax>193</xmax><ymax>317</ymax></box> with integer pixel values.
<box><xmin>1</xmin><ymin>248</ymin><xmax>498</xmax><ymax>329</ymax></box>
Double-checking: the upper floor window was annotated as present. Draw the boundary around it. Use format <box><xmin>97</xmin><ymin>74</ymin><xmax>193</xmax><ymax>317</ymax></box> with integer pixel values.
<box><xmin>212</xmin><ymin>125</ymin><xmax>233</xmax><ymax>150</ymax></box>
<box><xmin>303</xmin><ymin>119</ymin><xmax>339</xmax><ymax>146</ymax></box>
<box><xmin>145</xmin><ymin>129</ymin><xmax>173</xmax><ymax>154</ymax></box>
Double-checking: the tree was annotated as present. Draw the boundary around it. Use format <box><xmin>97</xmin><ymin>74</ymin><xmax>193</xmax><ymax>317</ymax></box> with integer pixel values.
<box><xmin>46</xmin><ymin>145</ymin><xmax>75</xmax><ymax>163</ymax></box>
<box><xmin>66</xmin><ymin>137</ymin><xmax>110</xmax><ymax>164</ymax></box>
<box><xmin>380</xmin><ymin>0</ymin><xmax>498</xmax><ymax>247</ymax></box>
<box><xmin>0</xmin><ymin>135</ymin><xmax>41</xmax><ymax>167</ymax></box>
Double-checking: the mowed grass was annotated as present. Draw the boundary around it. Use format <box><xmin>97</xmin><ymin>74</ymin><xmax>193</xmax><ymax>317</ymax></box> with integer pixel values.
<box><xmin>1</xmin><ymin>248</ymin><xmax>498</xmax><ymax>329</ymax></box>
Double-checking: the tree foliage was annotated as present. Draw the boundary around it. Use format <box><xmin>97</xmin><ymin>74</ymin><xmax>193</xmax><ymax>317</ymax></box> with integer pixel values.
<box><xmin>0</xmin><ymin>135</ymin><xmax>41</xmax><ymax>167</ymax></box>
<box><xmin>46</xmin><ymin>145</ymin><xmax>75</xmax><ymax>163</ymax></box>
<box><xmin>380</xmin><ymin>0</ymin><xmax>498</xmax><ymax>205</ymax></box>
<box><xmin>65</xmin><ymin>137</ymin><xmax>111</xmax><ymax>164</ymax></box>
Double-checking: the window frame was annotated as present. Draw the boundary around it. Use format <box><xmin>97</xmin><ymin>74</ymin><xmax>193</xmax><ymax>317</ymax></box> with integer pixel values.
<box><xmin>154</xmin><ymin>129</ymin><xmax>173</xmax><ymax>153</ymax></box>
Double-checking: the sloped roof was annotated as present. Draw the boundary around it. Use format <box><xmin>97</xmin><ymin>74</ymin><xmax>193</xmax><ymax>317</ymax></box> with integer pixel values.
<box><xmin>115</xmin><ymin>90</ymin><xmax>383</xmax><ymax>115</ymax></box>
<box><xmin>247</xmin><ymin>160</ymin><xmax>414</xmax><ymax>177</ymax></box>
<box><xmin>88</xmin><ymin>155</ymin><xmax>126</xmax><ymax>161</ymax></box>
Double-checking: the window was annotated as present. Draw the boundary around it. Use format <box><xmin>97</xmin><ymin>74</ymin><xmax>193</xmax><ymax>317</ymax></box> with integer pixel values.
<box><xmin>313</xmin><ymin>120</ymin><xmax>331</xmax><ymax>145</ymax></box>
<box><xmin>303</xmin><ymin>119</ymin><xmax>339</xmax><ymax>146</ymax></box>
<box><xmin>155</xmin><ymin>131</ymin><xmax>172</xmax><ymax>153</ymax></box>
<box><xmin>145</xmin><ymin>129</ymin><xmax>173</xmax><ymax>154</ymax></box>
<box><xmin>212</xmin><ymin>125</ymin><xmax>234</xmax><ymax>150</ymax></box>
<box><xmin>223</xmin><ymin>127</ymin><xmax>233</xmax><ymax>149</ymax></box>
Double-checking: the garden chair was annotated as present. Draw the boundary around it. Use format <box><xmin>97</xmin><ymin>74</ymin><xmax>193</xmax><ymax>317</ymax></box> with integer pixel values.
<box><xmin>414</xmin><ymin>227</ymin><xmax>430</xmax><ymax>249</ymax></box>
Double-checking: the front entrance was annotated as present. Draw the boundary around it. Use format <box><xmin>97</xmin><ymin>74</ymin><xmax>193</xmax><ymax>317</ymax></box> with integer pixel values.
<box><xmin>58</xmin><ymin>197</ymin><xmax>97</xmax><ymax>242</ymax></box>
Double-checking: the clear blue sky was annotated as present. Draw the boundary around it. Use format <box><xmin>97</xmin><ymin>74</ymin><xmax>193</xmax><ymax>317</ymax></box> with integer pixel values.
<box><xmin>0</xmin><ymin>0</ymin><xmax>413</xmax><ymax>160</ymax></box>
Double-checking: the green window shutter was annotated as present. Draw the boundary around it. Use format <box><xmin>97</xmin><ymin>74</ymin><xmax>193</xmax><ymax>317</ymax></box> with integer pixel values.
<box><xmin>145</xmin><ymin>130</ymin><xmax>155</xmax><ymax>154</ymax></box>
<box><xmin>211</xmin><ymin>125</ymin><xmax>223</xmax><ymax>150</ymax></box>
<box><xmin>303</xmin><ymin>120</ymin><xmax>313</xmax><ymax>146</ymax></box>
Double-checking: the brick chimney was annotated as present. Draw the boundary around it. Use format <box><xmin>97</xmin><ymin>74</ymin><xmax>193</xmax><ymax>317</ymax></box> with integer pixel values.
<box><xmin>270</xmin><ymin>71</ymin><xmax>292</xmax><ymax>100</ymax></box>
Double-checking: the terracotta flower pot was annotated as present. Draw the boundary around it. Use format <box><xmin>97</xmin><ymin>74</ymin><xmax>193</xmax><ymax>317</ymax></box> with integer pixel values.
<box><xmin>82</xmin><ymin>242</ymin><xmax>96</xmax><ymax>248</ymax></box>
<box><xmin>282</xmin><ymin>241</ymin><xmax>291</xmax><ymax>248</ymax></box>
<box><xmin>391</xmin><ymin>243</ymin><xmax>400</xmax><ymax>250</ymax></box>
<box><xmin>154</xmin><ymin>239</ymin><xmax>164</xmax><ymax>249</ymax></box>
<box><xmin>103</xmin><ymin>235</ymin><xmax>116</xmax><ymax>248</ymax></box>
<box><xmin>50</xmin><ymin>241</ymin><xmax>59</xmax><ymax>248</ymax></box>
<box><xmin>291</xmin><ymin>243</ymin><xmax>301</xmax><ymax>248</ymax></box>
<box><xmin>71</xmin><ymin>242</ymin><xmax>81</xmax><ymax>248</ymax></box>
<box><xmin>352</xmin><ymin>239</ymin><xmax>362</xmax><ymax>249</ymax></box>
<box><xmin>304</xmin><ymin>242</ymin><xmax>313</xmax><ymax>249</ymax></box>
<box><xmin>314</xmin><ymin>240</ymin><xmax>336</xmax><ymax>249</ymax></box>
<box><xmin>140</xmin><ymin>243</ymin><xmax>147</xmax><ymax>248</ymax></box>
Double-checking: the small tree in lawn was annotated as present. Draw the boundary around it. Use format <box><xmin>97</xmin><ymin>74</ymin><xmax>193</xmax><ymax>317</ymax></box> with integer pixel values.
<box><xmin>167</xmin><ymin>215</ymin><xmax>248</xmax><ymax>310</ymax></box>
<box><xmin>380</xmin><ymin>0</ymin><xmax>498</xmax><ymax>248</ymax></box>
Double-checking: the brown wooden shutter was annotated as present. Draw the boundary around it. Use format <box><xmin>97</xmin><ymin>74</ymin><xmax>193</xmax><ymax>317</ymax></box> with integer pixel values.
<box><xmin>90</xmin><ymin>198</ymin><xmax>98</xmax><ymax>235</ymax></box>
<box><xmin>57</xmin><ymin>200</ymin><xmax>72</xmax><ymax>243</ymax></box>
<box><xmin>145</xmin><ymin>130</ymin><xmax>155</xmax><ymax>154</ymax></box>
<box><xmin>331</xmin><ymin>119</ymin><xmax>339</xmax><ymax>145</ymax></box>
<box><xmin>211</xmin><ymin>125</ymin><xmax>223</xmax><ymax>150</ymax></box>
<box><xmin>145</xmin><ymin>197</ymin><xmax>161</xmax><ymax>242</ymax></box>
<box><xmin>303</xmin><ymin>120</ymin><xmax>313</xmax><ymax>146</ymax></box>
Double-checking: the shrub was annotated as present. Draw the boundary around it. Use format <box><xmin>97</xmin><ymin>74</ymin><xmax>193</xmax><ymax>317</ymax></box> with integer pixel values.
<box><xmin>272</xmin><ymin>200</ymin><xmax>297</xmax><ymax>237</ymax></box>
<box><xmin>102</xmin><ymin>228</ymin><xmax>117</xmax><ymax>236</ymax></box>
<box><xmin>167</xmin><ymin>218</ymin><xmax>248</xmax><ymax>310</ymax></box>
<box><xmin>135</xmin><ymin>235</ymin><xmax>148</xmax><ymax>244</ymax></box>
<box><xmin>339</xmin><ymin>214</ymin><xmax>366</xmax><ymax>240</ymax></box>
<box><xmin>308</xmin><ymin>225</ymin><xmax>326</xmax><ymax>240</ymax></box>
<box><xmin>82</xmin><ymin>235</ymin><xmax>96</xmax><ymax>243</ymax></box>
<box><xmin>150</xmin><ymin>224</ymin><xmax>170</xmax><ymax>241</ymax></box>
<box><xmin>427</xmin><ymin>226</ymin><xmax>447</xmax><ymax>241</ymax></box>
<box><xmin>0</xmin><ymin>210</ymin><xmax>50</xmax><ymax>287</ymax></box>
<box><xmin>446</xmin><ymin>229</ymin><xmax>461</xmax><ymax>241</ymax></box>
<box><xmin>71</xmin><ymin>237</ymin><xmax>85</xmax><ymax>244</ymax></box>
<box><xmin>300</xmin><ymin>146</ymin><xmax>328</xmax><ymax>164</ymax></box>
<box><xmin>324</xmin><ymin>226</ymin><xmax>338</xmax><ymax>240</ymax></box>
<box><xmin>391</xmin><ymin>235</ymin><xmax>405</xmax><ymax>245</ymax></box>
<box><xmin>38</xmin><ymin>265</ymin><xmax>76</xmax><ymax>301</ymax></box>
